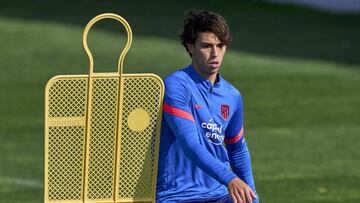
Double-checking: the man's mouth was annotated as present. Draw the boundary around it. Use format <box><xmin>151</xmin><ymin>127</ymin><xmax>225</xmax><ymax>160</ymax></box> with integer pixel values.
<box><xmin>209</xmin><ymin>61</ymin><xmax>219</xmax><ymax>68</ymax></box>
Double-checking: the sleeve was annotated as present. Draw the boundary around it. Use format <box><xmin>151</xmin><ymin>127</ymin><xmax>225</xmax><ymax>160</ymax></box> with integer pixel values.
<box><xmin>162</xmin><ymin>76</ymin><xmax>237</xmax><ymax>185</ymax></box>
<box><xmin>225</xmin><ymin>93</ymin><xmax>257</xmax><ymax>194</ymax></box>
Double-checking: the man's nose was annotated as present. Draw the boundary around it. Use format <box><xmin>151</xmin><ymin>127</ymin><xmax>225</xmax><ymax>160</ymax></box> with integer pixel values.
<box><xmin>211</xmin><ymin>46</ymin><xmax>218</xmax><ymax>57</ymax></box>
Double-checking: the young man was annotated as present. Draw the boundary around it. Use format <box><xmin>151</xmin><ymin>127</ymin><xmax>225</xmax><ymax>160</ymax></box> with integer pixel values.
<box><xmin>156</xmin><ymin>9</ymin><xmax>258</xmax><ymax>203</ymax></box>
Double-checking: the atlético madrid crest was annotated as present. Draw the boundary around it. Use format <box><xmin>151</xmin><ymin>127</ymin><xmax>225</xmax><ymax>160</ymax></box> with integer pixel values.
<box><xmin>221</xmin><ymin>104</ymin><xmax>229</xmax><ymax>120</ymax></box>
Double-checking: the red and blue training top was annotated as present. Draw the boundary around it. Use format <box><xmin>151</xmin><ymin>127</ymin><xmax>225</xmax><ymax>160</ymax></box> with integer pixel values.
<box><xmin>156</xmin><ymin>65</ymin><xmax>258</xmax><ymax>202</ymax></box>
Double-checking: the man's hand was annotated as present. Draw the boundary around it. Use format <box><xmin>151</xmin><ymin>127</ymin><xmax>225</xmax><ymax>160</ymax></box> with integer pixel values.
<box><xmin>228</xmin><ymin>178</ymin><xmax>257</xmax><ymax>203</ymax></box>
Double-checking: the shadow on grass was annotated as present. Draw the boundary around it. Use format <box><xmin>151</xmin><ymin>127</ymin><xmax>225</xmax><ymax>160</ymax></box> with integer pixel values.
<box><xmin>0</xmin><ymin>0</ymin><xmax>359</xmax><ymax>65</ymax></box>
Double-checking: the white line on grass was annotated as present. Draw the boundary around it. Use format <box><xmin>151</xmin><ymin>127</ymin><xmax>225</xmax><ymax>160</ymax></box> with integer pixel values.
<box><xmin>0</xmin><ymin>176</ymin><xmax>42</xmax><ymax>188</ymax></box>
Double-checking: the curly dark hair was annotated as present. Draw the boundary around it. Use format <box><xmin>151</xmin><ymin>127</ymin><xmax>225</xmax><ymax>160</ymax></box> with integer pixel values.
<box><xmin>180</xmin><ymin>9</ymin><xmax>231</xmax><ymax>57</ymax></box>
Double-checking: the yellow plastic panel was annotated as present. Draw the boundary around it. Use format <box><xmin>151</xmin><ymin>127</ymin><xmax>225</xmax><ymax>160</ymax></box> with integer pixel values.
<box><xmin>116</xmin><ymin>75</ymin><xmax>163</xmax><ymax>202</ymax></box>
<box><xmin>85</xmin><ymin>77</ymin><xmax>119</xmax><ymax>202</ymax></box>
<box><xmin>45</xmin><ymin>77</ymin><xmax>88</xmax><ymax>203</ymax></box>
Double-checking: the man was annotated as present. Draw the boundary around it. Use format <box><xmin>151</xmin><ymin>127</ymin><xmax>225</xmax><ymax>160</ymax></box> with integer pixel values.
<box><xmin>156</xmin><ymin>9</ymin><xmax>258</xmax><ymax>203</ymax></box>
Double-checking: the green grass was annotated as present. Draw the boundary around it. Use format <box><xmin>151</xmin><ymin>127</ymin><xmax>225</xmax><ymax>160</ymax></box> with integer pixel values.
<box><xmin>1</xmin><ymin>1</ymin><xmax>360</xmax><ymax>203</ymax></box>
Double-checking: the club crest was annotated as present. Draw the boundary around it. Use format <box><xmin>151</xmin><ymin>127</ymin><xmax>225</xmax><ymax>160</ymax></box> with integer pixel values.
<box><xmin>221</xmin><ymin>104</ymin><xmax>229</xmax><ymax>120</ymax></box>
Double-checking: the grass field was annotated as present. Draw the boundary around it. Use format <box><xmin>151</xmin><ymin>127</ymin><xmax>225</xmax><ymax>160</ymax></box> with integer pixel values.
<box><xmin>0</xmin><ymin>1</ymin><xmax>360</xmax><ymax>203</ymax></box>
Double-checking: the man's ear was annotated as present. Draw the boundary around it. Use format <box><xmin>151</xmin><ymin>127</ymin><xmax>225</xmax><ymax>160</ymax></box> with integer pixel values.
<box><xmin>186</xmin><ymin>43</ymin><xmax>195</xmax><ymax>56</ymax></box>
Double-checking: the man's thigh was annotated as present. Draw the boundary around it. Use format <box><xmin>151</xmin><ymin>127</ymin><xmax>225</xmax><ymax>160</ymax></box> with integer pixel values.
<box><xmin>185</xmin><ymin>195</ymin><xmax>233</xmax><ymax>203</ymax></box>
<box><xmin>211</xmin><ymin>195</ymin><xmax>232</xmax><ymax>203</ymax></box>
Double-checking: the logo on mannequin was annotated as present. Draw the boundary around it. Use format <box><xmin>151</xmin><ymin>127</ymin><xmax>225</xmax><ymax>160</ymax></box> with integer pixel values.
<box><xmin>201</xmin><ymin>119</ymin><xmax>224</xmax><ymax>145</ymax></box>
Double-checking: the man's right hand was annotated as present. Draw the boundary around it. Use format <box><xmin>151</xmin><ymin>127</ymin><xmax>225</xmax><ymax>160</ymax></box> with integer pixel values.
<box><xmin>228</xmin><ymin>178</ymin><xmax>257</xmax><ymax>203</ymax></box>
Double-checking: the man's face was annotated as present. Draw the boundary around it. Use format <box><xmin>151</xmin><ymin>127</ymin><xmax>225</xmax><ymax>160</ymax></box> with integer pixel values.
<box><xmin>187</xmin><ymin>32</ymin><xmax>227</xmax><ymax>81</ymax></box>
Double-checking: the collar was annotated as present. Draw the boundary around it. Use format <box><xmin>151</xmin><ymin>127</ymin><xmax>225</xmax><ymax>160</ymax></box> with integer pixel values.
<box><xmin>186</xmin><ymin>64</ymin><xmax>222</xmax><ymax>92</ymax></box>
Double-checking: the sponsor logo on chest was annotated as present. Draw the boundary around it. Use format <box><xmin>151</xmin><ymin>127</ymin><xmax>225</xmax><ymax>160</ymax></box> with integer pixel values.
<box><xmin>201</xmin><ymin>119</ymin><xmax>224</xmax><ymax>145</ymax></box>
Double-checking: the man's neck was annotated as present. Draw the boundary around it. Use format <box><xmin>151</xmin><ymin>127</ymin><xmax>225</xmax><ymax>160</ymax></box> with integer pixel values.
<box><xmin>192</xmin><ymin>64</ymin><xmax>217</xmax><ymax>85</ymax></box>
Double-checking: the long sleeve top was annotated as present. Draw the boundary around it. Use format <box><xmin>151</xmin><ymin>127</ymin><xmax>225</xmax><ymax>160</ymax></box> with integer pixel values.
<box><xmin>156</xmin><ymin>65</ymin><xmax>257</xmax><ymax>203</ymax></box>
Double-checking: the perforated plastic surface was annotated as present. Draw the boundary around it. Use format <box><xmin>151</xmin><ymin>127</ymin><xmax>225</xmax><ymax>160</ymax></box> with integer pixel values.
<box><xmin>116</xmin><ymin>76</ymin><xmax>162</xmax><ymax>202</ymax></box>
<box><xmin>45</xmin><ymin>75</ymin><xmax>163</xmax><ymax>203</ymax></box>
<box><xmin>85</xmin><ymin>78</ymin><xmax>119</xmax><ymax>201</ymax></box>
<box><xmin>46</xmin><ymin>78</ymin><xmax>87</xmax><ymax>202</ymax></box>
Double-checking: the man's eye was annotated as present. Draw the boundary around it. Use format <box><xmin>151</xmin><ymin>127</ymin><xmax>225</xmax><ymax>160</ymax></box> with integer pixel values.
<box><xmin>217</xmin><ymin>44</ymin><xmax>224</xmax><ymax>48</ymax></box>
<box><xmin>202</xmin><ymin>44</ymin><xmax>211</xmax><ymax>48</ymax></box>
